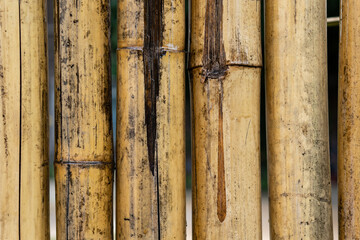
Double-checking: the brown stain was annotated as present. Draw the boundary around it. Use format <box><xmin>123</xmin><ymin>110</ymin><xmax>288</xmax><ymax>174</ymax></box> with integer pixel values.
<box><xmin>217</xmin><ymin>80</ymin><xmax>226</xmax><ymax>222</ymax></box>
<box><xmin>202</xmin><ymin>0</ymin><xmax>228</xmax><ymax>81</ymax></box>
<box><xmin>203</xmin><ymin>0</ymin><xmax>228</xmax><ymax>222</ymax></box>
<box><xmin>144</xmin><ymin>0</ymin><xmax>163</xmax><ymax>175</ymax></box>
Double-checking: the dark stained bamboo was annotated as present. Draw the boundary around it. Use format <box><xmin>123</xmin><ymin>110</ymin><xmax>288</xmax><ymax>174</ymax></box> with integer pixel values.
<box><xmin>190</xmin><ymin>0</ymin><xmax>262</xmax><ymax>238</ymax></box>
<box><xmin>54</xmin><ymin>1</ymin><xmax>113</xmax><ymax>239</ymax></box>
<box><xmin>265</xmin><ymin>1</ymin><xmax>333</xmax><ymax>239</ymax></box>
<box><xmin>116</xmin><ymin>0</ymin><xmax>186</xmax><ymax>239</ymax></box>
<box><xmin>338</xmin><ymin>1</ymin><xmax>360</xmax><ymax>239</ymax></box>
<box><xmin>0</xmin><ymin>0</ymin><xmax>49</xmax><ymax>239</ymax></box>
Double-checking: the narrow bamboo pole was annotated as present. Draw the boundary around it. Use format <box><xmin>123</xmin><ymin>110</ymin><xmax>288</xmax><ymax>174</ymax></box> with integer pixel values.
<box><xmin>19</xmin><ymin>1</ymin><xmax>49</xmax><ymax>239</ymax></box>
<box><xmin>0</xmin><ymin>1</ymin><xmax>49</xmax><ymax>239</ymax></box>
<box><xmin>190</xmin><ymin>0</ymin><xmax>262</xmax><ymax>239</ymax></box>
<box><xmin>54</xmin><ymin>1</ymin><xmax>113</xmax><ymax>239</ymax></box>
<box><xmin>265</xmin><ymin>1</ymin><xmax>333</xmax><ymax>239</ymax></box>
<box><xmin>338</xmin><ymin>1</ymin><xmax>360</xmax><ymax>239</ymax></box>
<box><xmin>0</xmin><ymin>1</ymin><xmax>21</xmax><ymax>238</ymax></box>
<box><xmin>116</xmin><ymin>0</ymin><xmax>186</xmax><ymax>238</ymax></box>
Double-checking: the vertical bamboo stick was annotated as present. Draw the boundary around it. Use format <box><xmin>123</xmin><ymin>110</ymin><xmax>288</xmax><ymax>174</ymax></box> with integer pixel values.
<box><xmin>54</xmin><ymin>1</ymin><xmax>113</xmax><ymax>239</ymax></box>
<box><xmin>265</xmin><ymin>1</ymin><xmax>333</xmax><ymax>239</ymax></box>
<box><xmin>0</xmin><ymin>1</ymin><xmax>21</xmax><ymax>238</ymax></box>
<box><xmin>116</xmin><ymin>0</ymin><xmax>186</xmax><ymax>238</ymax></box>
<box><xmin>0</xmin><ymin>1</ymin><xmax>49</xmax><ymax>239</ymax></box>
<box><xmin>20</xmin><ymin>1</ymin><xmax>49</xmax><ymax>239</ymax></box>
<box><xmin>190</xmin><ymin>0</ymin><xmax>262</xmax><ymax>239</ymax></box>
<box><xmin>338</xmin><ymin>1</ymin><xmax>360</xmax><ymax>239</ymax></box>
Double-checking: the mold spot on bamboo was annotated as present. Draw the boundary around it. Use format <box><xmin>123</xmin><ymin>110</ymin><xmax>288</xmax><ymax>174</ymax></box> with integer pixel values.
<box><xmin>144</xmin><ymin>0</ymin><xmax>163</xmax><ymax>175</ymax></box>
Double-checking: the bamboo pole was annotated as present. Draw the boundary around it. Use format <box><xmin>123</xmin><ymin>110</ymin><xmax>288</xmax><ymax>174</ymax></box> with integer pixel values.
<box><xmin>54</xmin><ymin>1</ymin><xmax>113</xmax><ymax>239</ymax></box>
<box><xmin>190</xmin><ymin>0</ymin><xmax>262</xmax><ymax>239</ymax></box>
<box><xmin>0</xmin><ymin>1</ymin><xmax>21</xmax><ymax>238</ymax></box>
<box><xmin>338</xmin><ymin>1</ymin><xmax>360</xmax><ymax>239</ymax></box>
<box><xmin>116</xmin><ymin>0</ymin><xmax>186</xmax><ymax>238</ymax></box>
<box><xmin>0</xmin><ymin>1</ymin><xmax>49</xmax><ymax>239</ymax></box>
<box><xmin>19</xmin><ymin>1</ymin><xmax>49</xmax><ymax>239</ymax></box>
<box><xmin>265</xmin><ymin>1</ymin><xmax>333</xmax><ymax>239</ymax></box>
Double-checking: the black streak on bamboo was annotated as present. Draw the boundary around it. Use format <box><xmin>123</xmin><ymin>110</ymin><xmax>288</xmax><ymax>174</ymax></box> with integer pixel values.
<box><xmin>144</xmin><ymin>0</ymin><xmax>163</xmax><ymax>175</ymax></box>
<box><xmin>202</xmin><ymin>0</ymin><xmax>227</xmax><ymax>222</ymax></box>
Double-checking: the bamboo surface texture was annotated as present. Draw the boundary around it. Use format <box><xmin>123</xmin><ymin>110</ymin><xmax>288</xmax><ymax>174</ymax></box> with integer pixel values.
<box><xmin>190</xmin><ymin>0</ymin><xmax>262</xmax><ymax>239</ymax></box>
<box><xmin>54</xmin><ymin>0</ymin><xmax>113</xmax><ymax>239</ymax></box>
<box><xmin>0</xmin><ymin>1</ymin><xmax>49</xmax><ymax>239</ymax></box>
<box><xmin>265</xmin><ymin>1</ymin><xmax>333</xmax><ymax>239</ymax></box>
<box><xmin>117</xmin><ymin>0</ymin><xmax>186</xmax><ymax>239</ymax></box>
<box><xmin>338</xmin><ymin>1</ymin><xmax>360</xmax><ymax>239</ymax></box>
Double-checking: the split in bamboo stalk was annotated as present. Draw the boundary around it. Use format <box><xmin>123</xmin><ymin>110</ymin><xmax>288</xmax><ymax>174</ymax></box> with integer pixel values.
<box><xmin>54</xmin><ymin>1</ymin><xmax>113</xmax><ymax>239</ymax></box>
<box><xmin>116</xmin><ymin>0</ymin><xmax>186</xmax><ymax>238</ymax></box>
<box><xmin>338</xmin><ymin>1</ymin><xmax>360</xmax><ymax>239</ymax></box>
<box><xmin>0</xmin><ymin>1</ymin><xmax>49</xmax><ymax>239</ymax></box>
<box><xmin>265</xmin><ymin>1</ymin><xmax>333</xmax><ymax>239</ymax></box>
<box><xmin>190</xmin><ymin>0</ymin><xmax>262</xmax><ymax>238</ymax></box>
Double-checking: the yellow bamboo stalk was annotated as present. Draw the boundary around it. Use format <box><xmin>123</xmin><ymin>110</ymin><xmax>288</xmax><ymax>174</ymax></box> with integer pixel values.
<box><xmin>20</xmin><ymin>1</ymin><xmax>49</xmax><ymax>239</ymax></box>
<box><xmin>116</xmin><ymin>0</ymin><xmax>186</xmax><ymax>238</ymax></box>
<box><xmin>265</xmin><ymin>1</ymin><xmax>333</xmax><ymax>239</ymax></box>
<box><xmin>0</xmin><ymin>1</ymin><xmax>21</xmax><ymax>238</ymax></box>
<box><xmin>54</xmin><ymin>1</ymin><xmax>113</xmax><ymax>239</ymax></box>
<box><xmin>190</xmin><ymin>0</ymin><xmax>262</xmax><ymax>238</ymax></box>
<box><xmin>0</xmin><ymin>1</ymin><xmax>49</xmax><ymax>239</ymax></box>
<box><xmin>338</xmin><ymin>1</ymin><xmax>360</xmax><ymax>239</ymax></box>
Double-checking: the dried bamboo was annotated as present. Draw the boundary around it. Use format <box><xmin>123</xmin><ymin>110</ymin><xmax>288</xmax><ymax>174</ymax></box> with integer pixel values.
<box><xmin>0</xmin><ymin>1</ymin><xmax>49</xmax><ymax>239</ymax></box>
<box><xmin>190</xmin><ymin>0</ymin><xmax>262</xmax><ymax>239</ymax></box>
<box><xmin>338</xmin><ymin>1</ymin><xmax>360</xmax><ymax>239</ymax></box>
<box><xmin>0</xmin><ymin>1</ymin><xmax>21</xmax><ymax>238</ymax></box>
<box><xmin>19</xmin><ymin>1</ymin><xmax>49</xmax><ymax>239</ymax></box>
<box><xmin>265</xmin><ymin>1</ymin><xmax>333</xmax><ymax>239</ymax></box>
<box><xmin>54</xmin><ymin>1</ymin><xmax>113</xmax><ymax>239</ymax></box>
<box><xmin>116</xmin><ymin>0</ymin><xmax>186</xmax><ymax>238</ymax></box>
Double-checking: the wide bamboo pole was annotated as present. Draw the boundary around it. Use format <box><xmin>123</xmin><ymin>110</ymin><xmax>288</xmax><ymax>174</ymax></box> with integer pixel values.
<box><xmin>54</xmin><ymin>1</ymin><xmax>113</xmax><ymax>239</ymax></box>
<box><xmin>190</xmin><ymin>0</ymin><xmax>262</xmax><ymax>239</ymax></box>
<box><xmin>116</xmin><ymin>0</ymin><xmax>186</xmax><ymax>238</ymax></box>
<box><xmin>265</xmin><ymin>1</ymin><xmax>333</xmax><ymax>239</ymax></box>
<box><xmin>0</xmin><ymin>1</ymin><xmax>49</xmax><ymax>239</ymax></box>
<box><xmin>338</xmin><ymin>1</ymin><xmax>360</xmax><ymax>239</ymax></box>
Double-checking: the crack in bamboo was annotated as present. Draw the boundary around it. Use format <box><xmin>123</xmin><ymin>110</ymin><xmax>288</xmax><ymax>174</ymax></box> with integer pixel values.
<box><xmin>18</xmin><ymin>1</ymin><xmax>22</xmax><ymax>238</ymax></box>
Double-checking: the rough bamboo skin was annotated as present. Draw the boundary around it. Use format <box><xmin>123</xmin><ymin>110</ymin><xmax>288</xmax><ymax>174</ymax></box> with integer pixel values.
<box><xmin>190</xmin><ymin>0</ymin><xmax>262</xmax><ymax>239</ymax></box>
<box><xmin>0</xmin><ymin>1</ymin><xmax>49</xmax><ymax>239</ymax></box>
<box><xmin>117</xmin><ymin>0</ymin><xmax>186</xmax><ymax>239</ymax></box>
<box><xmin>338</xmin><ymin>1</ymin><xmax>360</xmax><ymax>239</ymax></box>
<box><xmin>54</xmin><ymin>1</ymin><xmax>113</xmax><ymax>239</ymax></box>
<box><xmin>265</xmin><ymin>1</ymin><xmax>333</xmax><ymax>239</ymax></box>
